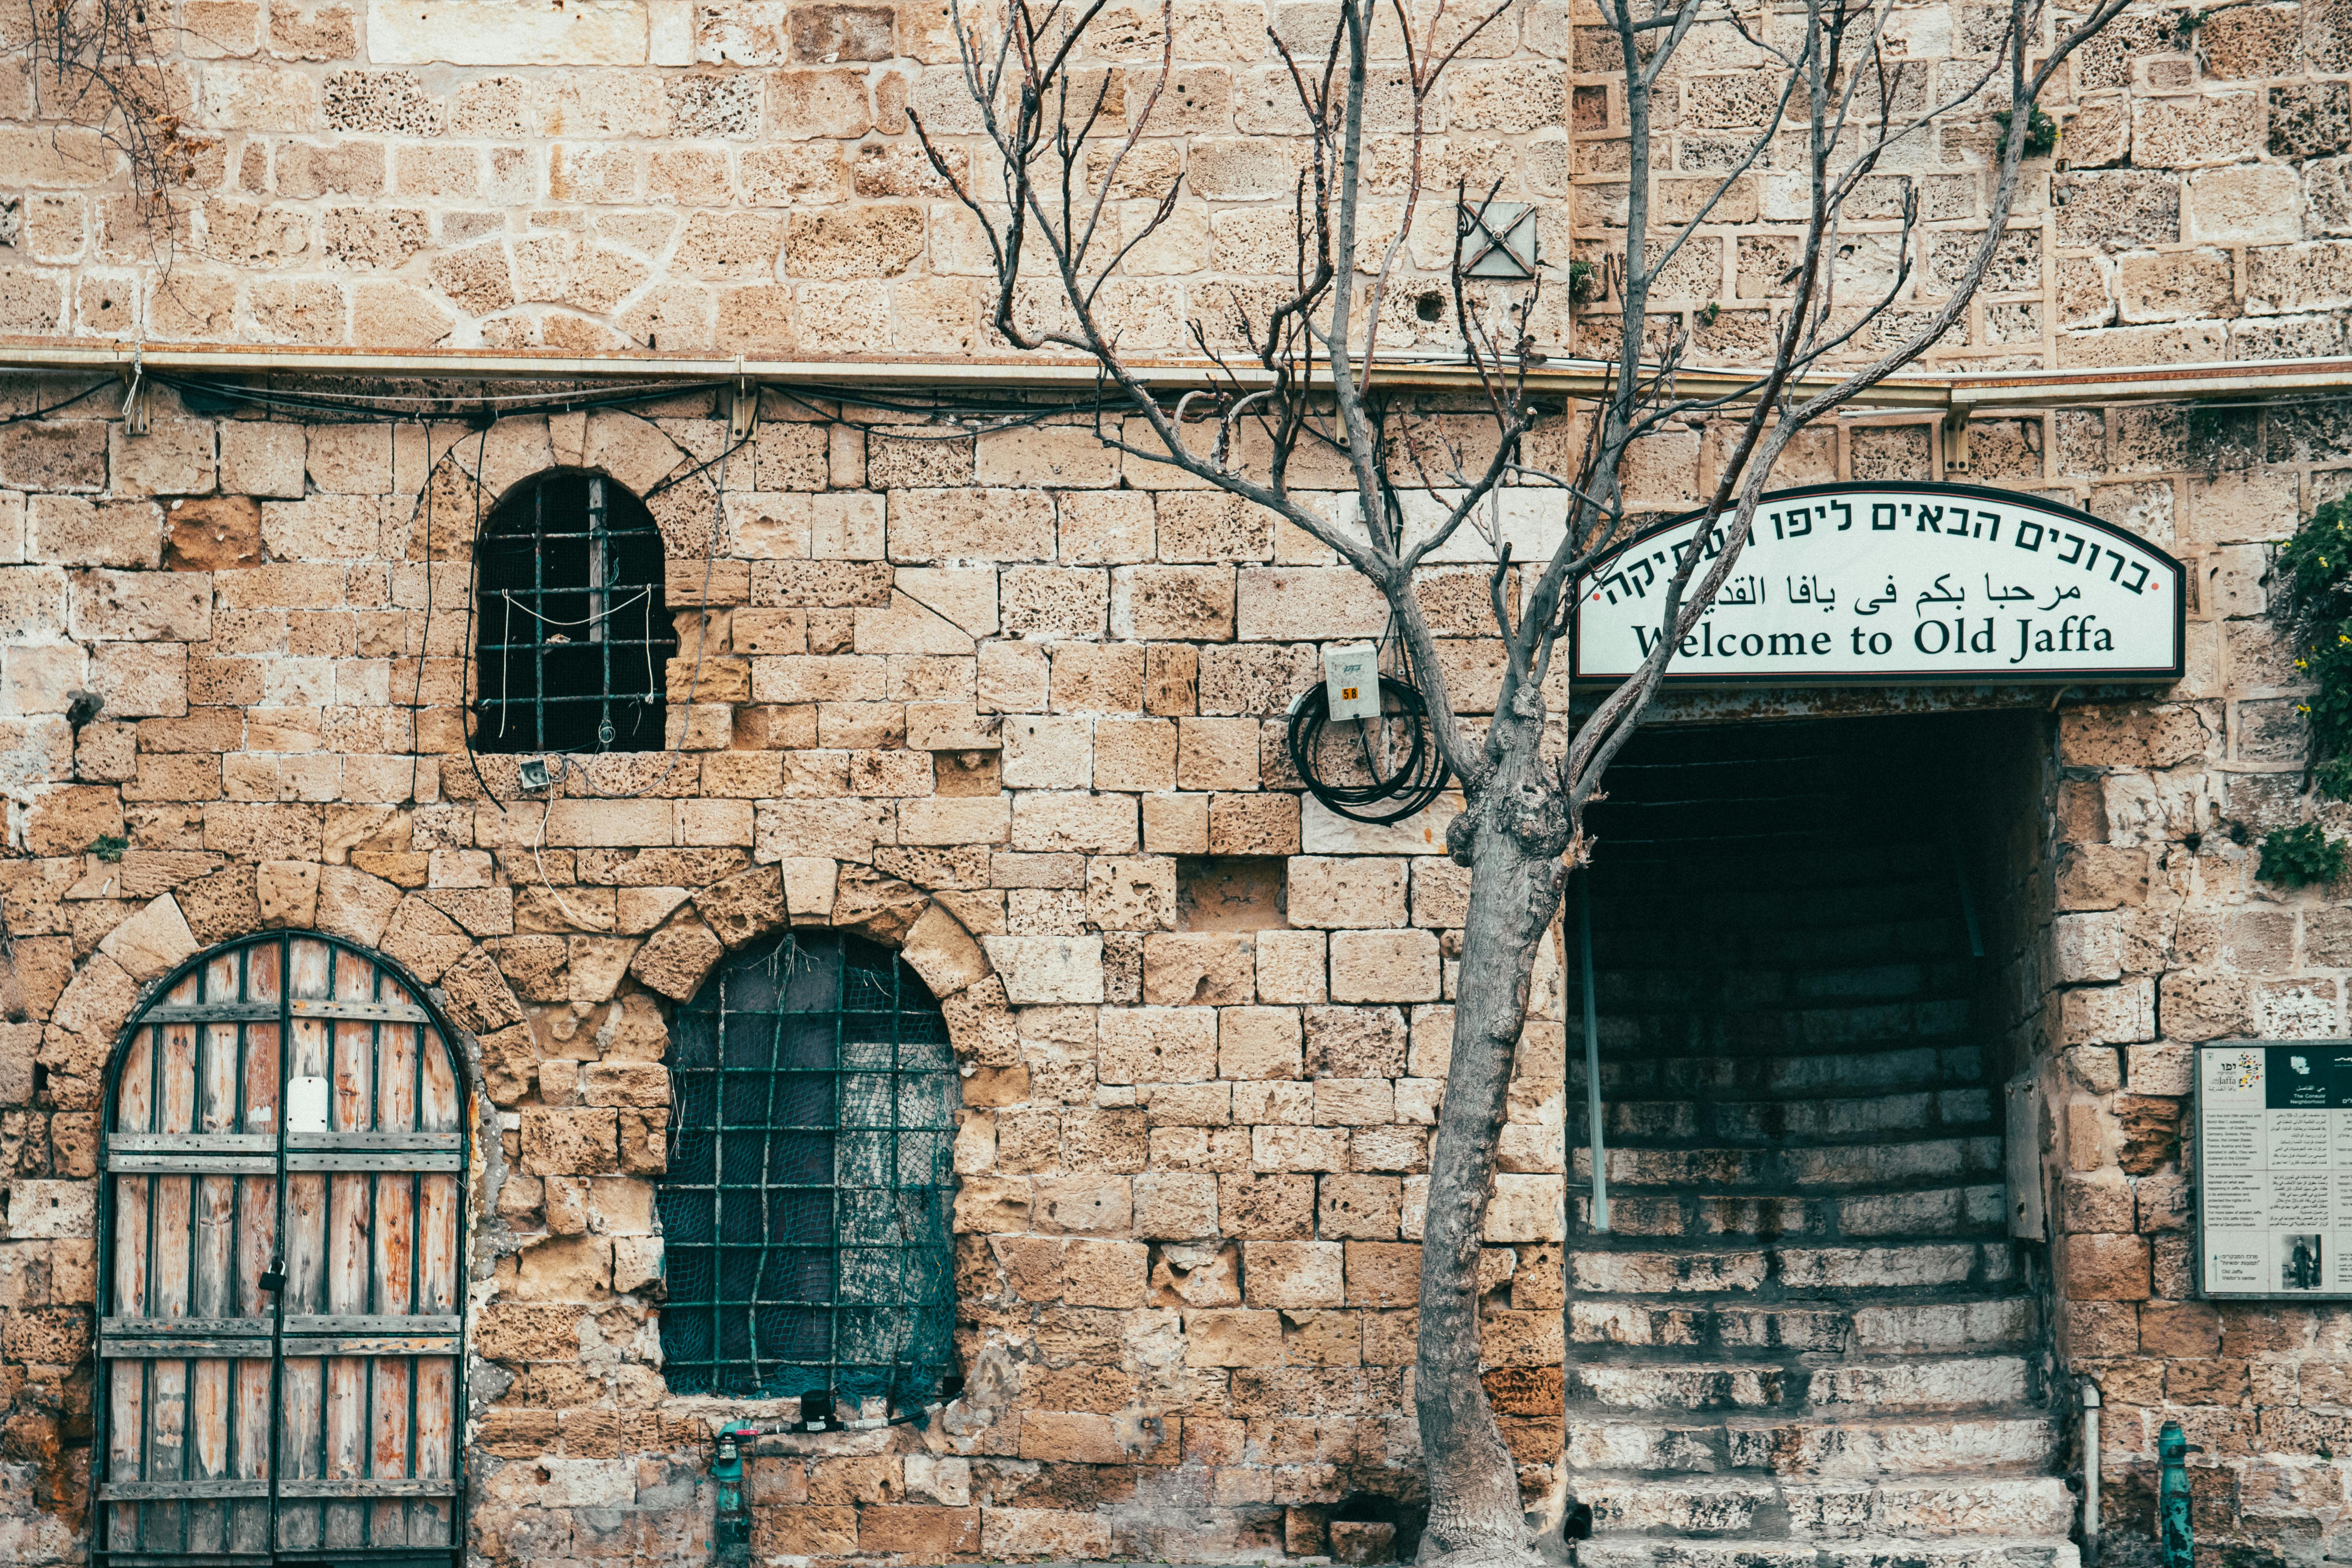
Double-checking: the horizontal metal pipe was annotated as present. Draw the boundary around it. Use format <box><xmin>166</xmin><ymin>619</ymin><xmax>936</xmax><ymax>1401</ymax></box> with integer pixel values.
<box><xmin>0</xmin><ymin>337</ymin><xmax>2341</xmax><ymax>411</ymax></box>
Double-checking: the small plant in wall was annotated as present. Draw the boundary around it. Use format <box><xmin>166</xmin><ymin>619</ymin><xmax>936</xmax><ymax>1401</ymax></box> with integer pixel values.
<box><xmin>2274</xmin><ymin>494</ymin><xmax>2352</xmax><ymax>798</ymax></box>
<box><xmin>2259</xmin><ymin>822</ymin><xmax>2345</xmax><ymax>888</ymax></box>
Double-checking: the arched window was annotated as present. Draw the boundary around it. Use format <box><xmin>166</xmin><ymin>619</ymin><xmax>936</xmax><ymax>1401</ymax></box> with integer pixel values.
<box><xmin>95</xmin><ymin>932</ymin><xmax>468</xmax><ymax>1568</ymax></box>
<box><xmin>475</xmin><ymin>470</ymin><xmax>674</xmax><ymax>754</ymax></box>
<box><xmin>655</xmin><ymin>931</ymin><xmax>961</xmax><ymax>1418</ymax></box>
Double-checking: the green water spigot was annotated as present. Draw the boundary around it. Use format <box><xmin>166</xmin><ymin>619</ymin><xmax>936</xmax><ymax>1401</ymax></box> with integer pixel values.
<box><xmin>714</xmin><ymin>1423</ymin><xmax>760</xmax><ymax>1567</ymax></box>
<box><xmin>2159</xmin><ymin>1420</ymin><xmax>2199</xmax><ymax>1568</ymax></box>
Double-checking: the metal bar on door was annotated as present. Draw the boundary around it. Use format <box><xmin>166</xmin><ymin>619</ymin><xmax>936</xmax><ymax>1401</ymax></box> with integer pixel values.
<box><xmin>1579</xmin><ymin>873</ymin><xmax>1608</xmax><ymax>1235</ymax></box>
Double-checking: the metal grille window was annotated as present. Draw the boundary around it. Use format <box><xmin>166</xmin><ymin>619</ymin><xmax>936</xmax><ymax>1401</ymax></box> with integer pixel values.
<box><xmin>655</xmin><ymin>931</ymin><xmax>961</xmax><ymax>1413</ymax></box>
<box><xmin>475</xmin><ymin>470</ymin><xmax>674</xmax><ymax>754</ymax></box>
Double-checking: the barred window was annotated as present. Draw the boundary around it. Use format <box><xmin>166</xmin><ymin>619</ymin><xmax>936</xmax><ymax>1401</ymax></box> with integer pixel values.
<box><xmin>474</xmin><ymin>470</ymin><xmax>674</xmax><ymax>754</ymax></box>
<box><xmin>654</xmin><ymin>930</ymin><xmax>961</xmax><ymax>1414</ymax></box>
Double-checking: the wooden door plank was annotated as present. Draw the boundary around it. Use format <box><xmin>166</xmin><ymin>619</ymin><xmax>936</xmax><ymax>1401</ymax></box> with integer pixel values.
<box><xmin>370</xmin><ymin>1357</ymin><xmax>411</xmax><ymax>1546</ymax></box>
<box><xmin>237</xmin><ymin>1176</ymin><xmax>276</xmax><ymax>1319</ymax></box>
<box><xmin>113</xmin><ymin>1175</ymin><xmax>150</xmax><ymax>1324</ymax></box>
<box><xmin>286</xmin><ymin>1172</ymin><xmax>327</xmax><ymax>1316</ymax></box>
<box><xmin>146</xmin><ymin>1358</ymin><xmax>189</xmax><ymax>1555</ymax></box>
<box><xmin>414</xmin><ymin>1355</ymin><xmax>455</xmax><ymax>1546</ymax></box>
<box><xmin>374</xmin><ymin>1174</ymin><xmax>414</xmax><ymax>1317</ymax></box>
<box><xmin>321</xmin><ymin>1354</ymin><xmax>365</xmax><ymax>1550</ymax></box>
<box><xmin>192</xmin><ymin>1176</ymin><xmax>234</xmax><ymax>1319</ymax></box>
<box><xmin>151</xmin><ymin>1175</ymin><xmax>193</xmax><ymax>1320</ymax></box>
<box><xmin>160</xmin><ymin>1023</ymin><xmax>198</xmax><ymax>1139</ymax></box>
<box><xmin>422</xmin><ymin>1027</ymin><xmax>459</xmax><ymax>1135</ymax></box>
<box><xmin>231</xmin><ymin>1358</ymin><xmax>270</xmax><ymax>1554</ymax></box>
<box><xmin>419</xmin><ymin>1174</ymin><xmax>459</xmax><ymax>1314</ymax></box>
<box><xmin>379</xmin><ymin>1022</ymin><xmax>419</xmax><ymax>1135</ymax></box>
<box><xmin>187</xmin><ymin>1358</ymin><xmax>230</xmax><ymax>1554</ymax></box>
<box><xmin>276</xmin><ymin>1355</ymin><xmax>323</xmax><ymax>1552</ymax></box>
<box><xmin>108</xmin><ymin>1359</ymin><xmax>144</xmax><ymax>1553</ymax></box>
<box><xmin>329</xmin><ymin>1174</ymin><xmax>370</xmax><ymax>1315</ymax></box>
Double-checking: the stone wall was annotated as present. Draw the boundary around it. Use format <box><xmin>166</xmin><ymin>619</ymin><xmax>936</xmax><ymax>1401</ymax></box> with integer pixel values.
<box><xmin>4</xmin><ymin>0</ymin><xmax>2352</xmax><ymax>364</ymax></box>
<box><xmin>0</xmin><ymin>380</ymin><xmax>2344</xmax><ymax>1566</ymax></box>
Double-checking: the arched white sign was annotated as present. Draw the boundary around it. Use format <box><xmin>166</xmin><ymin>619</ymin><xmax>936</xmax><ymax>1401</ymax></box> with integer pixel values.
<box><xmin>1570</xmin><ymin>483</ymin><xmax>2186</xmax><ymax>686</ymax></box>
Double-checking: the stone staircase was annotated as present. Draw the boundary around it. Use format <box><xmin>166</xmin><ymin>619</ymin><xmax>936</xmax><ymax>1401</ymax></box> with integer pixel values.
<box><xmin>1563</xmin><ymin>718</ymin><xmax>2076</xmax><ymax>1568</ymax></box>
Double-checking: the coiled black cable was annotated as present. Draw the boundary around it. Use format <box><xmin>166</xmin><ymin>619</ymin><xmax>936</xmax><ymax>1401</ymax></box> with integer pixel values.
<box><xmin>1286</xmin><ymin>667</ymin><xmax>1453</xmax><ymax>824</ymax></box>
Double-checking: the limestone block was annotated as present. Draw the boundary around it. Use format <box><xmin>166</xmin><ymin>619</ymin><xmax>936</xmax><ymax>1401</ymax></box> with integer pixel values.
<box><xmin>1094</xmin><ymin>718</ymin><xmax>1177</xmax><ymax>792</ymax></box>
<box><xmin>1219</xmin><ymin>1006</ymin><xmax>1301</xmax><ymax>1079</ymax></box>
<box><xmin>2186</xmin><ymin>163</ymin><xmax>2300</xmax><ymax>244</ymax></box>
<box><xmin>1029</xmin><ymin>1175</ymin><xmax>1131</xmax><ymax>1235</ymax></box>
<box><xmin>1235</xmin><ymin>566</ymin><xmax>1388</xmax><ymax>641</ymax></box>
<box><xmin>975</xmin><ymin>424</ymin><xmax>1120</xmax><ymax>487</ymax></box>
<box><xmin>257</xmin><ymin>860</ymin><xmax>320</xmax><ymax>927</ymax></box>
<box><xmin>69</xmin><ymin>570</ymin><xmax>211</xmax><ymax>642</ymax></box>
<box><xmin>1241</xmin><ymin>1239</ymin><xmax>1343</xmax><ymax>1307</ymax></box>
<box><xmin>754</xmin><ymin>799</ymin><xmax>893</xmax><ymax>860</ymax></box>
<box><xmin>1486</xmin><ymin>1174</ymin><xmax>1566</xmax><ymax>1242</ymax></box>
<box><xmin>1301</xmin><ymin>792</ymin><xmax>1460</xmax><ymax>854</ymax></box>
<box><xmin>1185</xmin><ymin>1307</ymin><xmax>1281</xmax><ymax>1365</ymax></box>
<box><xmin>2062</xmin><ymin>1231</ymin><xmax>2151</xmax><ymax>1300</ymax></box>
<box><xmin>1098</xmin><ymin>1006</ymin><xmax>1218</xmax><ymax>1083</ymax></box>
<box><xmin>982</xmin><ymin>934</ymin><xmax>1106</xmax><ymax>1004</ymax></box>
<box><xmin>900</xmin><ymin>902</ymin><xmax>989</xmax><ymax>998</ymax></box>
<box><xmin>1256</xmin><ymin>929</ymin><xmax>1327</xmax><ymax>1004</ymax></box>
<box><xmin>1059</xmin><ymin>490</ymin><xmax>1155</xmax><ymax>564</ymax></box>
<box><xmin>1207</xmin><ymin>792</ymin><xmax>1299</xmax><ymax>855</ymax></box>
<box><xmin>1002</xmin><ymin>716</ymin><xmax>1093</xmax><ymax>789</ymax></box>
<box><xmin>1287</xmin><ymin>856</ymin><xmax>1407</xmax><ymax>929</ymax></box>
<box><xmin>1010</xmin><ymin>791</ymin><xmax>1137</xmax><ymax>853</ymax></box>
<box><xmin>1111</xmin><ymin>564</ymin><xmax>1236</xmax><ymax>640</ymax></box>
<box><xmin>1142</xmin><ymin>791</ymin><xmax>1210</xmax><ymax>854</ymax></box>
<box><xmin>1063</xmin><ymin>1238</ymin><xmax>1149</xmax><ymax>1306</ymax></box>
<box><xmin>897</xmin><ymin>797</ymin><xmax>1008</xmax><ymax>846</ymax></box>
<box><xmin>1134</xmin><ymin>1174</ymin><xmax>1220</xmax><ymax>1240</ymax></box>
<box><xmin>1329</xmin><ymin>929</ymin><xmax>1440</xmax><ymax>1003</ymax></box>
<box><xmin>1083</xmin><ymin>855</ymin><xmax>1175</xmax><ymax>933</ymax></box>
<box><xmin>888</xmin><ymin>488</ymin><xmax>1054</xmax><ymax>563</ymax></box>
<box><xmin>1319</xmin><ymin>1174</ymin><xmax>1402</xmax><ymax>1239</ymax></box>
<box><xmin>368</xmin><ymin>0</ymin><xmax>650</xmax><ymax>63</ymax></box>
<box><xmin>1145</xmin><ymin>932</ymin><xmax>1255</xmax><ymax>1005</ymax></box>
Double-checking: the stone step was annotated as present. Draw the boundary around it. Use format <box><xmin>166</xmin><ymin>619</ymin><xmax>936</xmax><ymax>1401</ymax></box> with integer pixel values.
<box><xmin>1576</xmin><ymin>1537</ymin><xmax>2080</xmax><ymax>1568</ymax></box>
<box><xmin>1595</xmin><ymin>959</ymin><xmax>1973</xmax><ymax>1011</ymax></box>
<box><xmin>1592</xmin><ymin>1043</ymin><xmax>1986</xmax><ymax>1099</ymax></box>
<box><xmin>1564</xmin><ymin>1412</ymin><xmax>2061</xmax><ymax>1478</ymax></box>
<box><xmin>1598</xmin><ymin>998</ymin><xmax>1975</xmax><ymax>1053</ymax></box>
<box><xmin>1566</xmin><ymin>1356</ymin><xmax>2031</xmax><ymax>1414</ymax></box>
<box><xmin>1568</xmin><ymin>1296</ymin><xmax>2034</xmax><ymax>1355</ymax></box>
<box><xmin>1588</xmin><ymin>1089</ymin><xmax>1995</xmax><ymax>1144</ymax></box>
<box><xmin>1573</xmin><ymin>1476</ymin><xmax>2076</xmax><ymax>1540</ymax></box>
<box><xmin>1577</xmin><ymin>1136</ymin><xmax>2004</xmax><ymax>1191</ymax></box>
<box><xmin>1579</xmin><ymin>1185</ymin><xmax>2008</xmax><ymax>1242</ymax></box>
<box><xmin>1568</xmin><ymin>1239</ymin><xmax>2016</xmax><ymax>1296</ymax></box>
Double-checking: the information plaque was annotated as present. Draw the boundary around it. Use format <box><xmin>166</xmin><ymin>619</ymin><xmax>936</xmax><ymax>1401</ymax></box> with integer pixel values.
<box><xmin>2195</xmin><ymin>1041</ymin><xmax>2352</xmax><ymax>1298</ymax></box>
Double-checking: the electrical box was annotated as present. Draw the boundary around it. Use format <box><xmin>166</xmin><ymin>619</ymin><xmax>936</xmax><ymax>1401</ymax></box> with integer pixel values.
<box><xmin>1324</xmin><ymin>642</ymin><xmax>1380</xmax><ymax>721</ymax></box>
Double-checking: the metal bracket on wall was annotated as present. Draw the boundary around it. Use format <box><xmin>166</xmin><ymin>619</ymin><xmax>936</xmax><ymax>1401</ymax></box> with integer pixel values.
<box><xmin>1941</xmin><ymin>406</ymin><xmax>1971</xmax><ymax>472</ymax></box>
<box><xmin>729</xmin><ymin>370</ymin><xmax>760</xmax><ymax>443</ymax></box>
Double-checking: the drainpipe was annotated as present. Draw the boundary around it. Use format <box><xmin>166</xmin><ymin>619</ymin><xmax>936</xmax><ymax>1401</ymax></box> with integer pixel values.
<box><xmin>713</xmin><ymin>1423</ymin><xmax>760</xmax><ymax>1568</ymax></box>
<box><xmin>2080</xmin><ymin>1382</ymin><xmax>2100</xmax><ymax>1568</ymax></box>
<box><xmin>2159</xmin><ymin>1420</ymin><xmax>2197</xmax><ymax>1568</ymax></box>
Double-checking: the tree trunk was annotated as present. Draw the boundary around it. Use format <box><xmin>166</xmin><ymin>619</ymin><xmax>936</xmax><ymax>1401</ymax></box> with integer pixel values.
<box><xmin>1414</xmin><ymin>756</ymin><xmax>1570</xmax><ymax>1568</ymax></box>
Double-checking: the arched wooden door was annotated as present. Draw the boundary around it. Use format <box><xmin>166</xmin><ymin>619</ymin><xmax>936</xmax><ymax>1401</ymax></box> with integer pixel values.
<box><xmin>97</xmin><ymin>933</ymin><xmax>468</xmax><ymax>1568</ymax></box>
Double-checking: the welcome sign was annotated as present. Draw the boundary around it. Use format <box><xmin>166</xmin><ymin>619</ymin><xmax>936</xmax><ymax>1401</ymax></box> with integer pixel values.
<box><xmin>1570</xmin><ymin>482</ymin><xmax>2185</xmax><ymax>685</ymax></box>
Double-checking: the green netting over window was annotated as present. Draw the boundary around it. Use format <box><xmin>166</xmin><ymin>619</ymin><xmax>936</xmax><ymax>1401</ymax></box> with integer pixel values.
<box><xmin>655</xmin><ymin>930</ymin><xmax>960</xmax><ymax>1409</ymax></box>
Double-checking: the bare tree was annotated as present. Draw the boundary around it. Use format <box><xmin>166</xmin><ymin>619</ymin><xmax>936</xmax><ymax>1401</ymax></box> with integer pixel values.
<box><xmin>912</xmin><ymin>0</ymin><xmax>2125</xmax><ymax>1555</ymax></box>
<box><xmin>6</xmin><ymin>0</ymin><xmax>203</xmax><ymax>262</ymax></box>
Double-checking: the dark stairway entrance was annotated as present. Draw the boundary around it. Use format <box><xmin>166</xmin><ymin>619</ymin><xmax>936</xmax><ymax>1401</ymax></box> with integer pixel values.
<box><xmin>1565</xmin><ymin>714</ymin><xmax>2074</xmax><ymax>1568</ymax></box>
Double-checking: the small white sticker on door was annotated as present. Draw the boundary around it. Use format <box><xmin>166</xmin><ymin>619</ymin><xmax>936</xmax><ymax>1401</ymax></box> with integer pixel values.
<box><xmin>288</xmin><ymin>1075</ymin><xmax>330</xmax><ymax>1132</ymax></box>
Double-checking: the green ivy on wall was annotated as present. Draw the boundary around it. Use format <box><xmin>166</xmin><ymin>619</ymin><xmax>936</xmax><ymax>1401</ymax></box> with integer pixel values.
<box><xmin>2276</xmin><ymin>494</ymin><xmax>2352</xmax><ymax>801</ymax></box>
